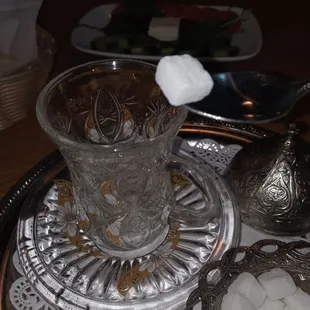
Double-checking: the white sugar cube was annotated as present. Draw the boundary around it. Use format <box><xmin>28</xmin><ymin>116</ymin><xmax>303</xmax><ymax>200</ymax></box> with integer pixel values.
<box><xmin>221</xmin><ymin>292</ymin><xmax>255</xmax><ymax>310</ymax></box>
<box><xmin>155</xmin><ymin>55</ymin><xmax>214</xmax><ymax>107</ymax></box>
<box><xmin>258</xmin><ymin>268</ymin><xmax>296</xmax><ymax>300</ymax></box>
<box><xmin>283</xmin><ymin>287</ymin><xmax>310</xmax><ymax>310</ymax></box>
<box><xmin>258</xmin><ymin>297</ymin><xmax>284</xmax><ymax>310</ymax></box>
<box><xmin>228</xmin><ymin>272</ymin><xmax>266</xmax><ymax>308</ymax></box>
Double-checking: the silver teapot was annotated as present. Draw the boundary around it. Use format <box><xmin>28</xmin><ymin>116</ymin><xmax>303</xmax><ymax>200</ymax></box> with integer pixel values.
<box><xmin>225</xmin><ymin>123</ymin><xmax>310</xmax><ymax>235</ymax></box>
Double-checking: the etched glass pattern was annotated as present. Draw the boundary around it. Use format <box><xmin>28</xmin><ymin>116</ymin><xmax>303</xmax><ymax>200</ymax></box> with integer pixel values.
<box><xmin>36</xmin><ymin>60</ymin><xmax>218</xmax><ymax>258</ymax></box>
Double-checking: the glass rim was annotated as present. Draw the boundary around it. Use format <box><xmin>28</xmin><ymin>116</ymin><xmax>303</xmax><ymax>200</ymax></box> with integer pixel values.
<box><xmin>36</xmin><ymin>59</ymin><xmax>188</xmax><ymax>152</ymax></box>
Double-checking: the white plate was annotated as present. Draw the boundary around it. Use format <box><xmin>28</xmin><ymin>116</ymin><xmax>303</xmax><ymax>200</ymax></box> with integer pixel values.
<box><xmin>71</xmin><ymin>4</ymin><xmax>263</xmax><ymax>62</ymax></box>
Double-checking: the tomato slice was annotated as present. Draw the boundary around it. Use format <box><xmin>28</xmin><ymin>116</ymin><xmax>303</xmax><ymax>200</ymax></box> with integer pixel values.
<box><xmin>161</xmin><ymin>3</ymin><xmax>177</xmax><ymax>17</ymax></box>
<box><xmin>220</xmin><ymin>10</ymin><xmax>242</xmax><ymax>32</ymax></box>
<box><xmin>200</xmin><ymin>7</ymin><xmax>221</xmax><ymax>20</ymax></box>
<box><xmin>229</xmin><ymin>21</ymin><xmax>242</xmax><ymax>32</ymax></box>
<box><xmin>112</xmin><ymin>4</ymin><xmax>124</xmax><ymax>15</ymax></box>
<box><xmin>186</xmin><ymin>6</ymin><xmax>201</xmax><ymax>20</ymax></box>
<box><xmin>161</xmin><ymin>4</ymin><xmax>208</xmax><ymax>20</ymax></box>
<box><xmin>220</xmin><ymin>10</ymin><xmax>239</xmax><ymax>22</ymax></box>
<box><xmin>177</xmin><ymin>5</ymin><xmax>187</xmax><ymax>18</ymax></box>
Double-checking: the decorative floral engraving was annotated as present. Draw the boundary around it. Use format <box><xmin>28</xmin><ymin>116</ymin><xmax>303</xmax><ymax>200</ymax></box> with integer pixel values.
<box><xmin>51</xmin><ymin>68</ymin><xmax>187</xmax><ymax>254</ymax></box>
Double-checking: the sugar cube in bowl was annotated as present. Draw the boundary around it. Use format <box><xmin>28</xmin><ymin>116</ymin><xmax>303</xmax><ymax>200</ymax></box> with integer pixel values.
<box><xmin>283</xmin><ymin>287</ymin><xmax>310</xmax><ymax>310</ymax></box>
<box><xmin>221</xmin><ymin>291</ymin><xmax>256</xmax><ymax>310</ymax></box>
<box><xmin>228</xmin><ymin>272</ymin><xmax>266</xmax><ymax>308</ymax></box>
<box><xmin>258</xmin><ymin>298</ymin><xmax>284</xmax><ymax>310</ymax></box>
<box><xmin>257</xmin><ymin>268</ymin><xmax>296</xmax><ymax>300</ymax></box>
<box><xmin>220</xmin><ymin>268</ymin><xmax>310</xmax><ymax>310</ymax></box>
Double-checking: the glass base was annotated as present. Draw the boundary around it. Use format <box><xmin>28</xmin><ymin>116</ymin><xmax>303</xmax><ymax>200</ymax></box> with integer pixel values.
<box><xmin>17</xmin><ymin>152</ymin><xmax>239</xmax><ymax>310</ymax></box>
<box><xmin>99</xmin><ymin>225</ymin><xmax>170</xmax><ymax>259</ymax></box>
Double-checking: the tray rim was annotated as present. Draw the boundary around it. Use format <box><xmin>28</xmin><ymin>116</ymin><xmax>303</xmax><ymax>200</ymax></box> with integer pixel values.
<box><xmin>0</xmin><ymin>234</ymin><xmax>15</xmax><ymax>309</ymax></box>
<box><xmin>0</xmin><ymin>119</ymin><xmax>274</xmax><ymax>310</ymax></box>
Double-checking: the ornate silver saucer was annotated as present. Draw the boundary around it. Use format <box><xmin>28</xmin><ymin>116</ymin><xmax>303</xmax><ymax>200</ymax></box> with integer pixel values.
<box><xmin>16</xmin><ymin>143</ymin><xmax>239</xmax><ymax>310</ymax></box>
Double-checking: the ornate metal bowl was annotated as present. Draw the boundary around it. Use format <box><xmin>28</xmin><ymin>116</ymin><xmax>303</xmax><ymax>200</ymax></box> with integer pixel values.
<box><xmin>186</xmin><ymin>239</ymin><xmax>310</xmax><ymax>310</ymax></box>
<box><xmin>225</xmin><ymin>123</ymin><xmax>310</xmax><ymax>236</ymax></box>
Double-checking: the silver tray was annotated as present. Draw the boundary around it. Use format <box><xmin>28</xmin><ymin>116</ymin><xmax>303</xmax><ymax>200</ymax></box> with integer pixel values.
<box><xmin>0</xmin><ymin>118</ymin><xmax>274</xmax><ymax>310</ymax></box>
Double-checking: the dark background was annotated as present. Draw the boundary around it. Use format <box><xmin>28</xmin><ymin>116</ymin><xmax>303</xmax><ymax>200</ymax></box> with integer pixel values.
<box><xmin>1</xmin><ymin>0</ymin><xmax>310</xmax><ymax>196</ymax></box>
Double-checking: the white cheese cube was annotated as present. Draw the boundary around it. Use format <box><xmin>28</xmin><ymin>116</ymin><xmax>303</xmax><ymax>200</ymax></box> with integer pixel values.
<box><xmin>283</xmin><ymin>287</ymin><xmax>310</xmax><ymax>310</ymax></box>
<box><xmin>155</xmin><ymin>54</ymin><xmax>214</xmax><ymax>107</ymax></box>
<box><xmin>221</xmin><ymin>292</ymin><xmax>255</xmax><ymax>310</ymax></box>
<box><xmin>148</xmin><ymin>17</ymin><xmax>180</xmax><ymax>42</ymax></box>
<box><xmin>258</xmin><ymin>268</ymin><xmax>296</xmax><ymax>300</ymax></box>
<box><xmin>258</xmin><ymin>297</ymin><xmax>284</xmax><ymax>310</ymax></box>
<box><xmin>228</xmin><ymin>272</ymin><xmax>266</xmax><ymax>308</ymax></box>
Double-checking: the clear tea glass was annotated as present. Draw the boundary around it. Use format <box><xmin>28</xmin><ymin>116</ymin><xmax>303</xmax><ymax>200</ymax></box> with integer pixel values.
<box><xmin>36</xmin><ymin>60</ymin><xmax>219</xmax><ymax>259</ymax></box>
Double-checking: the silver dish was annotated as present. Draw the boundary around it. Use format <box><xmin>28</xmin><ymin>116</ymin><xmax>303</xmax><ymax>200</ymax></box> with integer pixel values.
<box><xmin>186</xmin><ymin>239</ymin><xmax>310</xmax><ymax>309</ymax></box>
<box><xmin>16</xmin><ymin>142</ymin><xmax>239</xmax><ymax>310</ymax></box>
<box><xmin>0</xmin><ymin>118</ymin><xmax>273</xmax><ymax>310</ymax></box>
<box><xmin>0</xmin><ymin>117</ymin><xmax>272</xmax><ymax>264</ymax></box>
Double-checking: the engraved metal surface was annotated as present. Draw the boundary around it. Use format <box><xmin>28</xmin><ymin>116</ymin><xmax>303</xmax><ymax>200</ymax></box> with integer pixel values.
<box><xmin>184</xmin><ymin>116</ymin><xmax>275</xmax><ymax>140</ymax></box>
<box><xmin>0</xmin><ymin>119</ymin><xmax>273</xmax><ymax>310</ymax></box>
<box><xmin>0</xmin><ymin>118</ymin><xmax>272</xmax><ymax>233</ymax></box>
<box><xmin>17</xmin><ymin>145</ymin><xmax>239</xmax><ymax>310</ymax></box>
<box><xmin>225</xmin><ymin>122</ymin><xmax>310</xmax><ymax>235</ymax></box>
<box><xmin>186</xmin><ymin>239</ymin><xmax>310</xmax><ymax>310</ymax></box>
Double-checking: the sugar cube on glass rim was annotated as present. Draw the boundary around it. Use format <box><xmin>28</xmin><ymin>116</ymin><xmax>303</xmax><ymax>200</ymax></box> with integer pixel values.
<box><xmin>228</xmin><ymin>272</ymin><xmax>266</xmax><ymax>308</ymax></box>
<box><xmin>155</xmin><ymin>54</ymin><xmax>214</xmax><ymax>107</ymax></box>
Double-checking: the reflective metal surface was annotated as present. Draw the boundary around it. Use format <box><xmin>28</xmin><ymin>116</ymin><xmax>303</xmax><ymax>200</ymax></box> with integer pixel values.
<box><xmin>225</xmin><ymin>122</ymin><xmax>310</xmax><ymax>236</ymax></box>
<box><xmin>0</xmin><ymin>119</ymin><xmax>272</xmax><ymax>310</ymax></box>
<box><xmin>186</xmin><ymin>72</ymin><xmax>310</xmax><ymax>124</ymax></box>
<box><xmin>0</xmin><ymin>118</ymin><xmax>272</xmax><ymax>263</ymax></box>
<box><xmin>16</xmin><ymin>142</ymin><xmax>239</xmax><ymax>310</ymax></box>
<box><xmin>186</xmin><ymin>239</ymin><xmax>310</xmax><ymax>310</ymax></box>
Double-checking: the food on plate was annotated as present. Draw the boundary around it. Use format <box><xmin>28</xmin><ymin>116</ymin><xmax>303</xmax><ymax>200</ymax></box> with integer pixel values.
<box><xmin>155</xmin><ymin>54</ymin><xmax>214</xmax><ymax>107</ymax></box>
<box><xmin>221</xmin><ymin>268</ymin><xmax>310</xmax><ymax>310</ymax></box>
<box><xmin>91</xmin><ymin>0</ymin><xmax>242</xmax><ymax>57</ymax></box>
